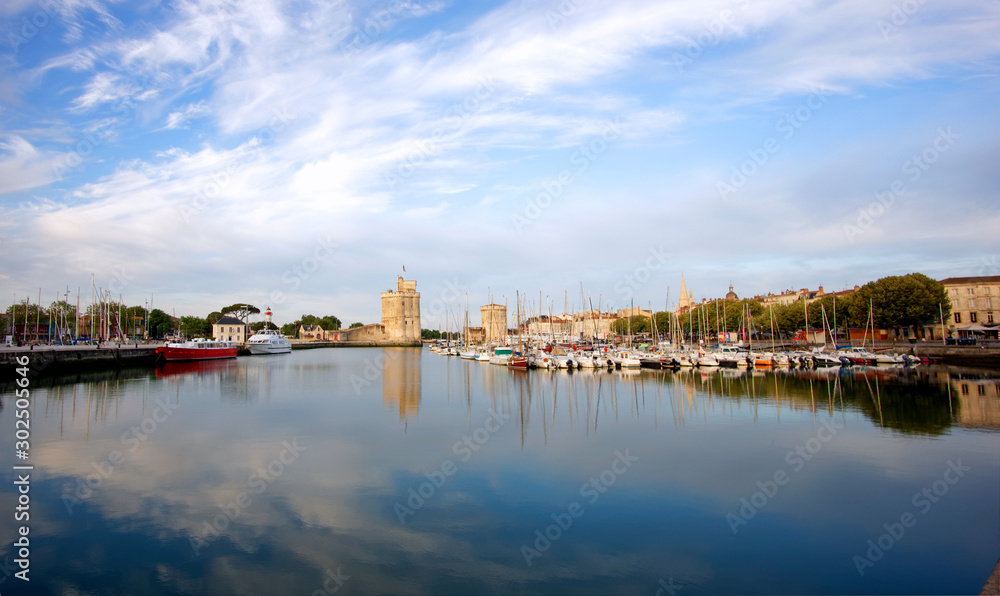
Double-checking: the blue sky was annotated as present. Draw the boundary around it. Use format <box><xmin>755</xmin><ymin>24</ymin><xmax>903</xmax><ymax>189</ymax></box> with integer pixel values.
<box><xmin>1</xmin><ymin>0</ymin><xmax>998</xmax><ymax>328</ymax></box>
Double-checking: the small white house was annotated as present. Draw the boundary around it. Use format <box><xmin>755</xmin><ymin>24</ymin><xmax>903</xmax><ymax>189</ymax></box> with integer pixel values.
<box><xmin>213</xmin><ymin>316</ymin><xmax>247</xmax><ymax>343</ymax></box>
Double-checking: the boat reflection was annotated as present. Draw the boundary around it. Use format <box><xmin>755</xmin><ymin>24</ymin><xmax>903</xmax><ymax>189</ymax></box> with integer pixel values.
<box><xmin>154</xmin><ymin>358</ymin><xmax>238</xmax><ymax>379</ymax></box>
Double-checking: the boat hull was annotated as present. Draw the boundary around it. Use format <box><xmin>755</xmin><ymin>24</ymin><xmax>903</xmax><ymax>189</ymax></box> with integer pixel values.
<box><xmin>247</xmin><ymin>343</ymin><xmax>291</xmax><ymax>355</ymax></box>
<box><xmin>157</xmin><ymin>346</ymin><xmax>237</xmax><ymax>361</ymax></box>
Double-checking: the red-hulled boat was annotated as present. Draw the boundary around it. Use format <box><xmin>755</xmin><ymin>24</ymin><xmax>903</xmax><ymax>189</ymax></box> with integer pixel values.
<box><xmin>156</xmin><ymin>338</ymin><xmax>238</xmax><ymax>362</ymax></box>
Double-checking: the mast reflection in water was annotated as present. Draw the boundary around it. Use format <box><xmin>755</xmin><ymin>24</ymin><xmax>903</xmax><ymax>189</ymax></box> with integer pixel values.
<box><xmin>0</xmin><ymin>348</ymin><xmax>997</xmax><ymax>595</ymax></box>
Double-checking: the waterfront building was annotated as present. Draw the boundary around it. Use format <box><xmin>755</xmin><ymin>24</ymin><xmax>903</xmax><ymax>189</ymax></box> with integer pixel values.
<box><xmin>480</xmin><ymin>304</ymin><xmax>507</xmax><ymax>343</ymax></box>
<box><xmin>617</xmin><ymin>307</ymin><xmax>652</xmax><ymax>319</ymax></box>
<box><xmin>213</xmin><ymin>316</ymin><xmax>247</xmax><ymax>343</ymax></box>
<box><xmin>939</xmin><ymin>275</ymin><xmax>1000</xmax><ymax>339</ymax></box>
<box><xmin>572</xmin><ymin>309</ymin><xmax>618</xmax><ymax>340</ymax></box>
<box><xmin>299</xmin><ymin>324</ymin><xmax>324</xmax><ymax>340</ymax></box>
<box><xmin>381</xmin><ymin>276</ymin><xmax>421</xmax><ymax>343</ymax></box>
<box><xmin>760</xmin><ymin>286</ymin><xmax>826</xmax><ymax>306</ymax></box>
<box><xmin>524</xmin><ymin>314</ymin><xmax>572</xmax><ymax>339</ymax></box>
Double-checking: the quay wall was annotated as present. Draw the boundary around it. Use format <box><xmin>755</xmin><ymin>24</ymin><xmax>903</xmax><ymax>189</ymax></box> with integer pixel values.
<box><xmin>0</xmin><ymin>346</ymin><xmax>159</xmax><ymax>381</ymax></box>
<box><xmin>291</xmin><ymin>340</ymin><xmax>422</xmax><ymax>349</ymax></box>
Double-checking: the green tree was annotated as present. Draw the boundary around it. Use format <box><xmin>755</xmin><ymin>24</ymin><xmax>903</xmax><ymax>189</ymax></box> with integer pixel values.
<box><xmin>280</xmin><ymin>323</ymin><xmax>298</xmax><ymax>337</ymax></box>
<box><xmin>180</xmin><ymin>316</ymin><xmax>212</xmax><ymax>338</ymax></box>
<box><xmin>206</xmin><ymin>311</ymin><xmax>224</xmax><ymax>325</ymax></box>
<box><xmin>221</xmin><ymin>304</ymin><xmax>260</xmax><ymax>323</ymax></box>
<box><xmin>852</xmin><ymin>273</ymin><xmax>949</xmax><ymax>334</ymax></box>
<box><xmin>349</xmin><ymin>322</ymin><xmax>364</xmax><ymax>329</ymax></box>
<box><xmin>611</xmin><ymin>316</ymin><xmax>651</xmax><ymax>335</ymax></box>
<box><xmin>147</xmin><ymin>309</ymin><xmax>173</xmax><ymax>338</ymax></box>
<box><xmin>250</xmin><ymin>321</ymin><xmax>279</xmax><ymax>332</ymax></box>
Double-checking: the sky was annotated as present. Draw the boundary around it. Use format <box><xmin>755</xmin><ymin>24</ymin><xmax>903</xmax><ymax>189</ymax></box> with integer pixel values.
<box><xmin>0</xmin><ymin>0</ymin><xmax>998</xmax><ymax>329</ymax></box>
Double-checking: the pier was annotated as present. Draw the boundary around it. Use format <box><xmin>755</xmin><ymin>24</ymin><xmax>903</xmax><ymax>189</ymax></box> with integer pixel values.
<box><xmin>0</xmin><ymin>341</ymin><xmax>421</xmax><ymax>381</ymax></box>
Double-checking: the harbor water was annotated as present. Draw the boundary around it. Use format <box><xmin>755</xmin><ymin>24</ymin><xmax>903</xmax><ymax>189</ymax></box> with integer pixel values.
<box><xmin>1</xmin><ymin>347</ymin><xmax>998</xmax><ymax>594</ymax></box>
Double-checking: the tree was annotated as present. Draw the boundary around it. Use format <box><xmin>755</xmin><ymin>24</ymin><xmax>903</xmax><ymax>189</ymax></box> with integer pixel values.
<box><xmin>147</xmin><ymin>309</ymin><xmax>173</xmax><ymax>338</ymax></box>
<box><xmin>250</xmin><ymin>321</ymin><xmax>278</xmax><ymax>332</ymax></box>
<box><xmin>296</xmin><ymin>314</ymin><xmax>341</xmax><ymax>330</ymax></box>
<box><xmin>349</xmin><ymin>322</ymin><xmax>364</xmax><ymax>328</ymax></box>
<box><xmin>611</xmin><ymin>316</ymin><xmax>651</xmax><ymax>335</ymax></box>
<box><xmin>206</xmin><ymin>311</ymin><xmax>224</xmax><ymax>325</ymax></box>
<box><xmin>180</xmin><ymin>316</ymin><xmax>212</xmax><ymax>338</ymax></box>
<box><xmin>280</xmin><ymin>323</ymin><xmax>298</xmax><ymax>337</ymax></box>
<box><xmin>221</xmin><ymin>304</ymin><xmax>260</xmax><ymax>323</ymax></box>
<box><xmin>852</xmin><ymin>273</ymin><xmax>949</xmax><ymax>335</ymax></box>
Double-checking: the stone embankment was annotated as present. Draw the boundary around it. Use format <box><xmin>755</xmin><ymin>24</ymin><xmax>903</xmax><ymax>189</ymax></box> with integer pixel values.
<box><xmin>0</xmin><ymin>344</ymin><xmax>159</xmax><ymax>381</ymax></box>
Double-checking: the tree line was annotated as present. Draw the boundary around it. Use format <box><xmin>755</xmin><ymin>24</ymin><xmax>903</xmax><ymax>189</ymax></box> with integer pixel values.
<box><xmin>610</xmin><ymin>273</ymin><xmax>949</xmax><ymax>340</ymax></box>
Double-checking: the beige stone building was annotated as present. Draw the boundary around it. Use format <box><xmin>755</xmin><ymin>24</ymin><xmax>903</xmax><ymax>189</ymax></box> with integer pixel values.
<box><xmin>759</xmin><ymin>286</ymin><xmax>827</xmax><ymax>306</ymax></box>
<box><xmin>381</xmin><ymin>276</ymin><xmax>421</xmax><ymax>343</ymax></box>
<box><xmin>480</xmin><ymin>304</ymin><xmax>507</xmax><ymax>343</ymax></box>
<box><xmin>572</xmin><ymin>310</ymin><xmax>618</xmax><ymax>340</ymax></box>
<box><xmin>524</xmin><ymin>314</ymin><xmax>572</xmax><ymax>338</ymax></box>
<box><xmin>939</xmin><ymin>276</ymin><xmax>1000</xmax><ymax>338</ymax></box>
<box><xmin>214</xmin><ymin>316</ymin><xmax>247</xmax><ymax>342</ymax></box>
<box><xmin>617</xmin><ymin>307</ymin><xmax>652</xmax><ymax>319</ymax></box>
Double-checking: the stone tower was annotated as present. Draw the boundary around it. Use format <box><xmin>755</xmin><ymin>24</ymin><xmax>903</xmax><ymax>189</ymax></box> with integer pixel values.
<box><xmin>677</xmin><ymin>275</ymin><xmax>693</xmax><ymax>313</ymax></box>
<box><xmin>381</xmin><ymin>276</ymin><xmax>421</xmax><ymax>343</ymax></box>
<box><xmin>480</xmin><ymin>303</ymin><xmax>507</xmax><ymax>343</ymax></box>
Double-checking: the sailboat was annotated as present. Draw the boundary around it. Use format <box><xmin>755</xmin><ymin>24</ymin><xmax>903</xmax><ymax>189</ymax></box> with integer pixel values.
<box><xmin>507</xmin><ymin>291</ymin><xmax>529</xmax><ymax>369</ymax></box>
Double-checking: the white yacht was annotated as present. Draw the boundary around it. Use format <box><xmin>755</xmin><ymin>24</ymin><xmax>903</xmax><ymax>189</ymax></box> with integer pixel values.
<box><xmin>489</xmin><ymin>346</ymin><xmax>514</xmax><ymax>365</ymax></box>
<box><xmin>247</xmin><ymin>308</ymin><xmax>292</xmax><ymax>355</ymax></box>
<box><xmin>247</xmin><ymin>329</ymin><xmax>292</xmax><ymax>354</ymax></box>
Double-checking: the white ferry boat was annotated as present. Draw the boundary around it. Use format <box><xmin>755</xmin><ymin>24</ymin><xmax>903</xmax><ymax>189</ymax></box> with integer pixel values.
<box><xmin>247</xmin><ymin>308</ymin><xmax>292</xmax><ymax>355</ymax></box>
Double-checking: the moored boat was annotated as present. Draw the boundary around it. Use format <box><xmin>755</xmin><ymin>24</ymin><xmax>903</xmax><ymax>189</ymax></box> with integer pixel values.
<box><xmin>247</xmin><ymin>329</ymin><xmax>291</xmax><ymax>354</ymax></box>
<box><xmin>247</xmin><ymin>308</ymin><xmax>291</xmax><ymax>355</ymax></box>
<box><xmin>157</xmin><ymin>338</ymin><xmax>238</xmax><ymax>362</ymax></box>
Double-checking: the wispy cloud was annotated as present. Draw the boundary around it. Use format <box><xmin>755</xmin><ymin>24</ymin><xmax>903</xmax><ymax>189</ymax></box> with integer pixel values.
<box><xmin>1</xmin><ymin>0</ymin><xmax>998</xmax><ymax>322</ymax></box>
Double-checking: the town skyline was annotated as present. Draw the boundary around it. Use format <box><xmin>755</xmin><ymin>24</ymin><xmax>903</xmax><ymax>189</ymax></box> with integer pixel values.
<box><xmin>1</xmin><ymin>1</ymin><xmax>997</xmax><ymax>328</ymax></box>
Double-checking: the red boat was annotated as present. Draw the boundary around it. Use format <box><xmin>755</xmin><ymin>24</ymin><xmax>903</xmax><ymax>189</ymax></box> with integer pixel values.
<box><xmin>506</xmin><ymin>355</ymin><xmax>529</xmax><ymax>369</ymax></box>
<box><xmin>156</xmin><ymin>339</ymin><xmax>238</xmax><ymax>362</ymax></box>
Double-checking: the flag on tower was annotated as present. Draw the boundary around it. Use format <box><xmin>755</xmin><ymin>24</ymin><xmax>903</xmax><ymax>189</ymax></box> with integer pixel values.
<box><xmin>403</xmin><ymin>265</ymin><xmax>406</xmax><ymax>273</ymax></box>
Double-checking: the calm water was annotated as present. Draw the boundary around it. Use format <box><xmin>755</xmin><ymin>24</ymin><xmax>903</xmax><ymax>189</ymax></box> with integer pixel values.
<box><xmin>1</xmin><ymin>348</ymin><xmax>999</xmax><ymax>595</ymax></box>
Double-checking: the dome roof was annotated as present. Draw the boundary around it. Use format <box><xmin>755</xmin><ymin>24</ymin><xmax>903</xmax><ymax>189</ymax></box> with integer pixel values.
<box><xmin>725</xmin><ymin>285</ymin><xmax>738</xmax><ymax>301</ymax></box>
